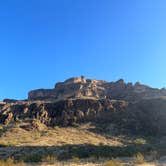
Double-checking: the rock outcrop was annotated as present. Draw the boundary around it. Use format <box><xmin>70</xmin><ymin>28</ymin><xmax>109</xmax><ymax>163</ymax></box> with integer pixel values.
<box><xmin>0</xmin><ymin>98</ymin><xmax>166</xmax><ymax>135</ymax></box>
<box><xmin>0</xmin><ymin>99</ymin><xmax>128</xmax><ymax>127</ymax></box>
<box><xmin>28</xmin><ymin>76</ymin><xmax>107</xmax><ymax>101</ymax></box>
<box><xmin>1</xmin><ymin>76</ymin><xmax>166</xmax><ymax>136</ymax></box>
<box><xmin>28</xmin><ymin>76</ymin><xmax>166</xmax><ymax>102</ymax></box>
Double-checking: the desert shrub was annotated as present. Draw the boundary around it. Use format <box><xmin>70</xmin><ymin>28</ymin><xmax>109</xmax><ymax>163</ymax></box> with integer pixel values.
<box><xmin>58</xmin><ymin>145</ymin><xmax>136</xmax><ymax>160</ymax></box>
<box><xmin>0</xmin><ymin>158</ymin><xmax>15</xmax><ymax>166</ymax></box>
<box><xmin>0</xmin><ymin>125</ymin><xmax>3</xmax><ymax>131</ymax></box>
<box><xmin>134</xmin><ymin>152</ymin><xmax>145</xmax><ymax>164</ymax></box>
<box><xmin>0</xmin><ymin>158</ymin><xmax>25</xmax><ymax>166</ymax></box>
<box><xmin>71</xmin><ymin>156</ymin><xmax>80</xmax><ymax>163</ymax></box>
<box><xmin>0</xmin><ymin>140</ymin><xmax>8</xmax><ymax>147</ymax></box>
<box><xmin>133</xmin><ymin>138</ymin><xmax>146</xmax><ymax>145</ymax></box>
<box><xmin>0</xmin><ymin>125</ymin><xmax>7</xmax><ymax>136</ymax></box>
<box><xmin>14</xmin><ymin>160</ymin><xmax>25</xmax><ymax>166</ymax></box>
<box><xmin>33</xmin><ymin>131</ymin><xmax>41</xmax><ymax>140</ymax></box>
<box><xmin>42</xmin><ymin>155</ymin><xmax>57</xmax><ymax>164</ymax></box>
<box><xmin>105</xmin><ymin>159</ymin><xmax>122</xmax><ymax>166</ymax></box>
<box><xmin>148</xmin><ymin>150</ymin><xmax>158</xmax><ymax>160</ymax></box>
<box><xmin>23</xmin><ymin>153</ymin><xmax>43</xmax><ymax>162</ymax></box>
<box><xmin>0</xmin><ymin>138</ymin><xmax>18</xmax><ymax>147</ymax></box>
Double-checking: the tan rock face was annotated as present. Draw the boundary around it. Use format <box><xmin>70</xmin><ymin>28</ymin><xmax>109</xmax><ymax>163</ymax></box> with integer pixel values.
<box><xmin>28</xmin><ymin>76</ymin><xmax>166</xmax><ymax>102</ymax></box>
<box><xmin>28</xmin><ymin>76</ymin><xmax>108</xmax><ymax>101</ymax></box>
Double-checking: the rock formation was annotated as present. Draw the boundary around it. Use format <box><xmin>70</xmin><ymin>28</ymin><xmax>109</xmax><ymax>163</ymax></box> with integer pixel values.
<box><xmin>28</xmin><ymin>76</ymin><xmax>166</xmax><ymax>102</ymax></box>
<box><xmin>0</xmin><ymin>98</ymin><xmax>128</xmax><ymax>126</ymax></box>
<box><xmin>1</xmin><ymin>76</ymin><xmax>166</xmax><ymax>135</ymax></box>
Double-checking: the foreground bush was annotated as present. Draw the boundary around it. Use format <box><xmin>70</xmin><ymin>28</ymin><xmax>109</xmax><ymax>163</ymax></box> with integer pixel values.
<box><xmin>134</xmin><ymin>152</ymin><xmax>145</xmax><ymax>164</ymax></box>
<box><xmin>105</xmin><ymin>159</ymin><xmax>122</xmax><ymax>166</ymax></box>
<box><xmin>42</xmin><ymin>155</ymin><xmax>57</xmax><ymax>164</ymax></box>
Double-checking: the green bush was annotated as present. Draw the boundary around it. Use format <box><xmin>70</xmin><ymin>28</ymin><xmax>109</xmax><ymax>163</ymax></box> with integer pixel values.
<box><xmin>133</xmin><ymin>138</ymin><xmax>146</xmax><ymax>145</ymax></box>
<box><xmin>23</xmin><ymin>153</ymin><xmax>43</xmax><ymax>162</ymax></box>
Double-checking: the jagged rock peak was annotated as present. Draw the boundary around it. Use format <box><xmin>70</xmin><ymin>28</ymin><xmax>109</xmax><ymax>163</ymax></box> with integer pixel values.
<box><xmin>63</xmin><ymin>76</ymin><xmax>87</xmax><ymax>84</ymax></box>
<box><xmin>55</xmin><ymin>76</ymin><xmax>107</xmax><ymax>88</ymax></box>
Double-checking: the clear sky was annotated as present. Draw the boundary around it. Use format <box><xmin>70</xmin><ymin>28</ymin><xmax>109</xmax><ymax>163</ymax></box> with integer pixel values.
<box><xmin>0</xmin><ymin>0</ymin><xmax>166</xmax><ymax>100</ymax></box>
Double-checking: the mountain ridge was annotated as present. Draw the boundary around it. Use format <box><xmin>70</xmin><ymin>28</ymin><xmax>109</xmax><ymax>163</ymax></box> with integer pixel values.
<box><xmin>28</xmin><ymin>76</ymin><xmax>166</xmax><ymax>102</ymax></box>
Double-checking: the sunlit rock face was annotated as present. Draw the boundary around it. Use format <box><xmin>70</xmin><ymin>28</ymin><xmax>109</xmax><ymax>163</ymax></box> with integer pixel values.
<box><xmin>28</xmin><ymin>76</ymin><xmax>166</xmax><ymax>102</ymax></box>
<box><xmin>28</xmin><ymin>76</ymin><xmax>107</xmax><ymax>101</ymax></box>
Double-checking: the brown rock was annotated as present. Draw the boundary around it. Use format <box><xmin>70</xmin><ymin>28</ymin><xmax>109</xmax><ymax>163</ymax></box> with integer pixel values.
<box><xmin>28</xmin><ymin>76</ymin><xmax>166</xmax><ymax>102</ymax></box>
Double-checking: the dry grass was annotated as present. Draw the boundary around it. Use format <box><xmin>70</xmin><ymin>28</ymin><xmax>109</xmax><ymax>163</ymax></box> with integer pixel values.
<box><xmin>105</xmin><ymin>159</ymin><xmax>122</xmax><ymax>166</ymax></box>
<box><xmin>0</xmin><ymin>158</ymin><xmax>25</xmax><ymax>166</ymax></box>
<box><xmin>134</xmin><ymin>153</ymin><xmax>145</xmax><ymax>164</ymax></box>
<box><xmin>0</xmin><ymin>123</ymin><xmax>122</xmax><ymax>147</ymax></box>
<box><xmin>0</xmin><ymin>123</ymin><xmax>165</xmax><ymax>166</ymax></box>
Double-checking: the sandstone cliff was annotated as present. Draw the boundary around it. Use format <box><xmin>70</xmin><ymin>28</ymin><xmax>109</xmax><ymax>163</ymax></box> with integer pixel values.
<box><xmin>28</xmin><ymin>76</ymin><xmax>166</xmax><ymax>102</ymax></box>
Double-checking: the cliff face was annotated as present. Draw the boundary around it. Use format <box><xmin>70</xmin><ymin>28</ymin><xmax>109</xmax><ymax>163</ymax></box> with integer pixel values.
<box><xmin>0</xmin><ymin>99</ymin><xmax>128</xmax><ymax>127</ymax></box>
<box><xmin>1</xmin><ymin>76</ymin><xmax>166</xmax><ymax>136</ymax></box>
<box><xmin>28</xmin><ymin>76</ymin><xmax>166</xmax><ymax>102</ymax></box>
<box><xmin>28</xmin><ymin>76</ymin><xmax>107</xmax><ymax>101</ymax></box>
<box><xmin>1</xmin><ymin>98</ymin><xmax>166</xmax><ymax>135</ymax></box>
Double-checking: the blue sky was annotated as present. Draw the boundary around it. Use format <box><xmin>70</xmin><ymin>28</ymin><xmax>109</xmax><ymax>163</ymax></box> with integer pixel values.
<box><xmin>0</xmin><ymin>0</ymin><xmax>166</xmax><ymax>100</ymax></box>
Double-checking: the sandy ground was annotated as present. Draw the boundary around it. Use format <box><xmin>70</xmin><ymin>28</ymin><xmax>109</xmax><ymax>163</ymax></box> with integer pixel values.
<box><xmin>31</xmin><ymin>156</ymin><xmax>166</xmax><ymax>166</ymax></box>
<box><xmin>26</xmin><ymin>160</ymin><xmax>166</xmax><ymax>166</ymax></box>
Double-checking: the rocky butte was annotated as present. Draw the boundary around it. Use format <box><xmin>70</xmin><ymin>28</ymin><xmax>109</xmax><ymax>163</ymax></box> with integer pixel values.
<box><xmin>28</xmin><ymin>76</ymin><xmax>166</xmax><ymax>102</ymax></box>
<box><xmin>0</xmin><ymin>76</ymin><xmax>166</xmax><ymax>135</ymax></box>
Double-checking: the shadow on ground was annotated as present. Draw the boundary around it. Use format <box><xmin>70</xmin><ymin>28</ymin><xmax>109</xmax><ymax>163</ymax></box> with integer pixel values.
<box><xmin>0</xmin><ymin>143</ymin><xmax>166</xmax><ymax>162</ymax></box>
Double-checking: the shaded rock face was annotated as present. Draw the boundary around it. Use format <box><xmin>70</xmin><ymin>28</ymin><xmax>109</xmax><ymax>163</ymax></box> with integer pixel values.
<box><xmin>112</xmin><ymin>99</ymin><xmax>166</xmax><ymax>135</ymax></box>
<box><xmin>0</xmin><ymin>99</ymin><xmax>127</xmax><ymax>127</ymax></box>
<box><xmin>1</xmin><ymin>98</ymin><xmax>166</xmax><ymax>135</ymax></box>
<box><xmin>28</xmin><ymin>76</ymin><xmax>166</xmax><ymax>102</ymax></box>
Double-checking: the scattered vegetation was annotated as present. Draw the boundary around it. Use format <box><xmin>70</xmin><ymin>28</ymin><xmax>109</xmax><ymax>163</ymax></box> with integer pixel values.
<box><xmin>42</xmin><ymin>155</ymin><xmax>57</xmax><ymax>164</ymax></box>
<box><xmin>105</xmin><ymin>159</ymin><xmax>122</xmax><ymax>166</ymax></box>
<box><xmin>0</xmin><ymin>123</ymin><xmax>165</xmax><ymax>165</ymax></box>
<box><xmin>134</xmin><ymin>152</ymin><xmax>145</xmax><ymax>164</ymax></box>
<box><xmin>23</xmin><ymin>154</ymin><xmax>44</xmax><ymax>163</ymax></box>
<box><xmin>0</xmin><ymin>158</ymin><xmax>25</xmax><ymax>166</ymax></box>
<box><xmin>133</xmin><ymin>138</ymin><xmax>146</xmax><ymax>145</ymax></box>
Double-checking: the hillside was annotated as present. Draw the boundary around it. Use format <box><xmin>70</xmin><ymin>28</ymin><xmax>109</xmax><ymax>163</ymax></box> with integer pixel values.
<box><xmin>0</xmin><ymin>77</ymin><xmax>166</xmax><ymax>165</ymax></box>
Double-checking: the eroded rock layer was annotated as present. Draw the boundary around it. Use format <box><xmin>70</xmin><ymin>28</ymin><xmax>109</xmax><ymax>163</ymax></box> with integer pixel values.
<box><xmin>0</xmin><ymin>98</ymin><xmax>166</xmax><ymax>135</ymax></box>
<box><xmin>28</xmin><ymin>76</ymin><xmax>166</xmax><ymax>102</ymax></box>
<box><xmin>0</xmin><ymin>99</ymin><xmax>127</xmax><ymax>127</ymax></box>
<box><xmin>1</xmin><ymin>76</ymin><xmax>166</xmax><ymax>136</ymax></box>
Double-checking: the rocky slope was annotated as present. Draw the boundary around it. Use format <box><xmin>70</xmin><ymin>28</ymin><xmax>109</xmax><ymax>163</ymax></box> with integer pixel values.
<box><xmin>0</xmin><ymin>99</ymin><xmax>127</xmax><ymax>127</ymax></box>
<box><xmin>0</xmin><ymin>97</ymin><xmax>166</xmax><ymax>135</ymax></box>
<box><xmin>0</xmin><ymin>76</ymin><xmax>166</xmax><ymax>136</ymax></box>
